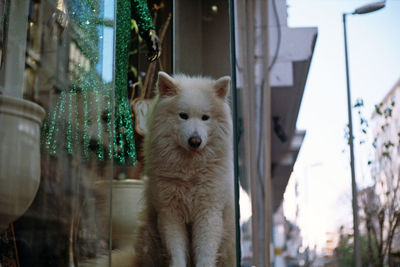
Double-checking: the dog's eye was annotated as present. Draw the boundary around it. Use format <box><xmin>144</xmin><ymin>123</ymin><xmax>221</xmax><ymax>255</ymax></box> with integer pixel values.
<box><xmin>179</xmin><ymin>112</ymin><xmax>189</xmax><ymax>120</ymax></box>
<box><xmin>202</xmin><ymin>115</ymin><xmax>210</xmax><ymax>121</ymax></box>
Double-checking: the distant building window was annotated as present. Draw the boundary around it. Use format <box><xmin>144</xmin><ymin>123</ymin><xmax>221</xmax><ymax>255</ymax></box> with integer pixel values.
<box><xmin>23</xmin><ymin>66</ymin><xmax>37</xmax><ymax>100</ymax></box>
<box><xmin>69</xmin><ymin>42</ymin><xmax>90</xmax><ymax>81</ymax></box>
<box><xmin>27</xmin><ymin>0</ymin><xmax>42</xmax><ymax>58</ymax></box>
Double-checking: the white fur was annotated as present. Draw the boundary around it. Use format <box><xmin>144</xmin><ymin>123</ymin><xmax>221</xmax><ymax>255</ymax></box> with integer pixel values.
<box><xmin>132</xmin><ymin>72</ymin><xmax>236</xmax><ymax>267</ymax></box>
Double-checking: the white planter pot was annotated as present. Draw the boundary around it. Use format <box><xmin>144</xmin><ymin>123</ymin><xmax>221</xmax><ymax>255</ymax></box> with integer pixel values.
<box><xmin>93</xmin><ymin>179</ymin><xmax>145</xmax><ymax>250</ymax></box>
<box><xmin>0</xmin><ymin>95</ymin><xmax>45</xmax><ymax>232</ymax></box>
<box><xmin>111</xmin><ymin>179</ymin><xmax>144</xmax><ymax>249</ymax></box>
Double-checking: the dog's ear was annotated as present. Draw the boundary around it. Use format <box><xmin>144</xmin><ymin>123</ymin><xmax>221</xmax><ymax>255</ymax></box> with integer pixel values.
<box><xmin>158</xmin><ymin>72</ymin><xmax>177</xmax><ymax>97</ymax></box>
<box><xmin>214</xmin><ymin>76</ymin><xmax>231</xmax><ymax>99</ymax></box>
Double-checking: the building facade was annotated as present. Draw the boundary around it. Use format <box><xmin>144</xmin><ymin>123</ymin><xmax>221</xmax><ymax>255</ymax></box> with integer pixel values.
<box><xmin>370</xmin><ymin>78</ymin><xmax>400</xmax><ymax>265</ymax></box>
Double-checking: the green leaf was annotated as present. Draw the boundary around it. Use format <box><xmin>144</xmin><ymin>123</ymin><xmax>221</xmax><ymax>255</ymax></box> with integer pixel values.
<box><xmin>384</xmin><ymin>141</ymin><xmax>394</xmax><ymax>149</ymax></box>
<box><xmin>375</xmin><ymin>104</ymin><xmax>382</xmax><ymax>116</ymax></box>
<box><xmin>384</xmin><ymin>107</ymin><xmax>392</xmax><ymax>118</ymax></box>
<box><xmin>354</xmin><ymin>98</ymin><xmax>364</xmax><ymax>108</ymax></box>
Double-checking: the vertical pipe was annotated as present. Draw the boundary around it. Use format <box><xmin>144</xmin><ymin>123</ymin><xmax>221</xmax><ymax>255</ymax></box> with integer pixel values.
<box><xmin>109</xmin><ymin>0</ymin><xmax>118</xmax><ymax>265</ymax></box>
<box><xmin>172</xmin><ymin>0</ymin><xmax>177</xmax><ymax>75</ymax></box>
<box><xmin>342</xmin><ymin>13</ymin><xmax>361</xmax><ymax>267</ymax></box>
<box><xmin>244</xmin><ymin>0</ymin><xmax>260</xmax><ymax>265</ymax></box>
<box><xmin>262</xmin><ymin>0</ymin><xmax>272</xmax><ymax>264</ymax></box>
<box><xmin>229</xmin><ymin>0</ymin><xmax>242</xmax><ymax>265</ymax></box>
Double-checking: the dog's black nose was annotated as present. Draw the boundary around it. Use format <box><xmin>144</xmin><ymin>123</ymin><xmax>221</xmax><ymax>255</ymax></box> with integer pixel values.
<box><xmin>188</xmin><ymin>136</ymin><xmax>202</xmax><ymax>149</ymax></box>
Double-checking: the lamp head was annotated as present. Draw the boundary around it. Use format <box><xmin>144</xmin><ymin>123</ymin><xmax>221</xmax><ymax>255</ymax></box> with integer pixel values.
<box><xmin>353</xmin><ymin>1</ymin><xmax>385</xmax><ymax>15</ymax></box>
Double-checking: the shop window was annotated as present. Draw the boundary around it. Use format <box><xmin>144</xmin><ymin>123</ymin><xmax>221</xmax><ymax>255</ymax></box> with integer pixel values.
<box><xmin>0</xmin><ymin>0</ymin><xmax>116</xmax><ymax>265</ymax></box>
<box><xmin>0</xmin><ymin>0</ymin><xmax>241</xmax><ymax>266</ymax></box>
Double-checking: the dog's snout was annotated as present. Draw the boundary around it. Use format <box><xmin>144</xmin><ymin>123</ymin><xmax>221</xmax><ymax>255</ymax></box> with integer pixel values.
<box><xmin>188</xmin><ymin>136</ymin><xmax>202</xmax><ymax>149</ymax></box>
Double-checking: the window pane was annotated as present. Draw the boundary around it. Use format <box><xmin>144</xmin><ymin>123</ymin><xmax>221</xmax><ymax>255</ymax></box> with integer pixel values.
<box><xmin>0</xmin><ymin>0</ymin><xmax>116</xmax><ymax>265</ymax></box>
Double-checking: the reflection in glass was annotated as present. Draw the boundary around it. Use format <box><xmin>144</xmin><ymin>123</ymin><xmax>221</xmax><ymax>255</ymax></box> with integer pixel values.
<box><xmin>0</xmin><ymin>0</ymin><xmax>115</xmax><ymax>265</ymax></box>
<box><xmin>0</xmin><ymin>0</ymin><xmax>8</xmax><ymax>69</ymax></box>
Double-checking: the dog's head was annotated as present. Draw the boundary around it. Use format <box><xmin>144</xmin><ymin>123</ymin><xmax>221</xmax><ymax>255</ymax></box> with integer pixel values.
<box><xmin>153</xmin><ymin>72</ymin><xmax>231</xmax><ymax>154</ymax></box>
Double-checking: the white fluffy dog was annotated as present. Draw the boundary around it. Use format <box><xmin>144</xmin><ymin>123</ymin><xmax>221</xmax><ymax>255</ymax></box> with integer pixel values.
<box><xmin>130</xmin><ymin>72</ymin><xmax>236</xmax><ymax>267</ymax></box>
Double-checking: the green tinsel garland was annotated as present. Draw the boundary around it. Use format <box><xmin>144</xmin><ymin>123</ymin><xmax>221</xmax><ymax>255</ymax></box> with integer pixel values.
<box><xmin>42</xmin><ymin>0</ymin><xmax>155</xmax><ymax>165</ymax></box>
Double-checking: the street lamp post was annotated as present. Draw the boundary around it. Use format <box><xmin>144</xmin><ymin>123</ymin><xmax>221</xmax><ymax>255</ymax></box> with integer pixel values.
<box><xmin>342</xmin><ymin>2</ymin><xmax>385</xmax><ymax>267</ymax></box>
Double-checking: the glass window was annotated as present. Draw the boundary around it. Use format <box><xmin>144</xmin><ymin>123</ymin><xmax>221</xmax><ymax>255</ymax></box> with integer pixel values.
<box><xmin>0</xmin><ymin>0</ymin><xmax>116</xmax><ymax>265</ymax></box>
<box><xmin>1</xmin><ymin>0</ymin><xmax>241</xmax><ymax>266</ymax></box>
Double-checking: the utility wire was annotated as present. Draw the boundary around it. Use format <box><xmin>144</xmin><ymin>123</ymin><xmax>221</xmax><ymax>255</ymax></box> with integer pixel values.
<box><xmin>269</xmin><ymin>0</ymin><xmax>281</xmax><ymax>71</ymax></box>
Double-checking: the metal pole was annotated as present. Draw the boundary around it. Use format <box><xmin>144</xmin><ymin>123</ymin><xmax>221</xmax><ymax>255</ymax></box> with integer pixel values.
<box><xmin>262</xmin><ymin>0</ymin><xmax>272</xmax><ymax>264</ymax></box>
<box><xmin>342</xmin><ymin>13</ymin><xmax>361</xmax><ymax>267</ymax></box>
<box><xmin>228</xmin><ymin>0</ymin><xmax>242</xmax><ymax>265</ymax></box>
